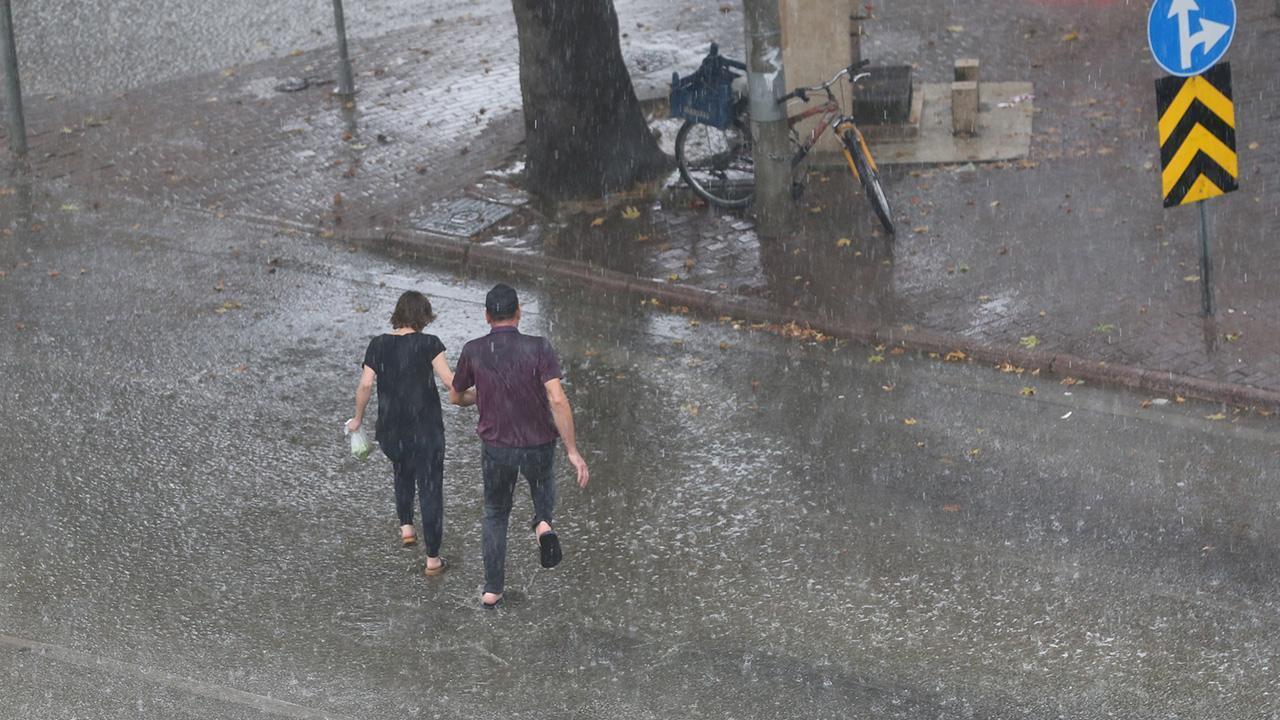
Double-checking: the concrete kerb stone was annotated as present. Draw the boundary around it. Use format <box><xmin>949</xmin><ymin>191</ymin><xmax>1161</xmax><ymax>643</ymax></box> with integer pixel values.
<box><xmin>364</xmin><ymin>229</ymin><xmax>1280</xmax><ymax>413</ymax></box>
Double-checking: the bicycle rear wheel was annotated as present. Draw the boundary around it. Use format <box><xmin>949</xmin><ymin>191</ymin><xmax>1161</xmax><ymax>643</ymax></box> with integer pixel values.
<box><xmin>675</xmin><ymin>111</ymin><xmax>755</xmax><ymax>209</ymax></box>
<box><xmin>841</xmin><ymin>127</ymin><xmax>895</xmax><ymax>236</ymax></box>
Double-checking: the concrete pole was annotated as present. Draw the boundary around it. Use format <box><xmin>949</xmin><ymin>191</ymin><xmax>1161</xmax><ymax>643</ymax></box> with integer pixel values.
<box><xmin>331</xmin><ymin>0</ymin><xmax>356</xmax><ymax>97</ymax></box>
<box><xmin>0</xmin><ymin>0</ymin><xmax>28</xmax><ymax>163</ymax></box>
<box><xmin>743</xmin><ymin>0</ymin><xmax>791</xmax><ymax>239</ymax></box>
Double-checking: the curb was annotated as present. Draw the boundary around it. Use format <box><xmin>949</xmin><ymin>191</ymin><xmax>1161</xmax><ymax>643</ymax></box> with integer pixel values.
<box><xmin>376</xmin><ymin>228</ymin><xmax>1280</xmax><ymax>412</ymax></box>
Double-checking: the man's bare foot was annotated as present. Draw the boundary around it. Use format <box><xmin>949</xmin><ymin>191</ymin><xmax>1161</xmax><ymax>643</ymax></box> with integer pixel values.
<box><xmin>400</xmin><ymin>524</ymin><xmax>417</xmax><ymax>546</ymax></box>
<box><xmin>535</xmin><ymin>520</ymin><xmax>552</xmax><ymax>538</ymax></box>
<box><xmin>481</xmin><ymin>592</ymin><xmax>503</xmax><ymax>608</ymax></box>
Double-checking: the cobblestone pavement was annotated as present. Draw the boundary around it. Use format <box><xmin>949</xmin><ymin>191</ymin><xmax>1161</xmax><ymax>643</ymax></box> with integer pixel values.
<box><xmin>3</xmin><ymin>1</ymin><xmax>743</xmax><ymax>233</ymax></box>
<box><xmin>489</xmin><ymin>0</ymin><xmax>1280</xmax><ymax>400</ymax></box>
<box><xmin>4</xmin><ymin>0</ymin><xmax>1280</xmax><ymax>401</ymax></box>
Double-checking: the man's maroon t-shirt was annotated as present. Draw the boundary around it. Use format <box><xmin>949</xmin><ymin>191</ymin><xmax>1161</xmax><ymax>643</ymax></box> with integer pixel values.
<box><xmin>452</xmin><ymin>326</ymin><xmax>563</xmax><ymax>449</ymax></box>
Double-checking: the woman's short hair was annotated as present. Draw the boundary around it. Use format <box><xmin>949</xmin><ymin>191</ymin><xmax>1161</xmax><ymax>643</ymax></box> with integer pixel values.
<box><xmin>390</xmin><ymin>291</ymin><xmax>435</xmax><ymax>330</ymax></box>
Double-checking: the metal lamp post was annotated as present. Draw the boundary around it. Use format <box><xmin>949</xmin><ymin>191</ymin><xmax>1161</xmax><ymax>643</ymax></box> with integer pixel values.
<box><xmin>0</xmin><ymin>0</ymin><xmax>27</xmax><ymax>164</ymax></box>
<box><xmin>331</xmin><ymin>0</ymin><xmax>356</xmax><ymax>97</ymax></box>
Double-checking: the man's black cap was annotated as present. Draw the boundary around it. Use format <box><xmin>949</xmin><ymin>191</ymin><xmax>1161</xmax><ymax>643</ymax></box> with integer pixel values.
<box><xmin>485</xmin><ymin>283</ymin><xmax>519</xmax><ymax>317</ymax></box>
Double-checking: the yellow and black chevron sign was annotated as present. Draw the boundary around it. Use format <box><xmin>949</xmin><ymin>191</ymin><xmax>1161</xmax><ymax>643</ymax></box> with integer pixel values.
<box><xmin>1156</xmin><ymin>63</ymin><xmax>1238</xmax><ymax>208</ymax></box>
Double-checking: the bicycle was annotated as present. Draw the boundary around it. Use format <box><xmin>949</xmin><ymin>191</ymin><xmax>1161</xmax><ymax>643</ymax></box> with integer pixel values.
<box><xmin>673</xmin><ymin>48</ymin><xmax>895</xmax><ymax>236</ymax></box>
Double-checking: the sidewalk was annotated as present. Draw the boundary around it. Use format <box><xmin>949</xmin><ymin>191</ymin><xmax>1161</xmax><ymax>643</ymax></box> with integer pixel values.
<box><xmin>4</xmin><ymin>1</ymin><xmax>1279</xmax><ymax>409</ymax></box>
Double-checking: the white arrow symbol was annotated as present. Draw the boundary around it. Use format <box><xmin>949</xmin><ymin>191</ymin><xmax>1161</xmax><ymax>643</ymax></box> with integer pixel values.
<box><xmin>1168</xmin><ymin>0</ymin><xmax>1230</xmax><ymax>70</ymax></box>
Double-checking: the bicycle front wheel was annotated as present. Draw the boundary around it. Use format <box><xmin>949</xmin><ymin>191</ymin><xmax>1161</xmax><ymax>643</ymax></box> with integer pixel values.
<box><xmin>675</xmin><ymin>117</ymin><xmax>755</xmax><ymax>209</ymax></box>
<box><xmin>842</xmin><ymin>127</ymin><xmax>895</xmax><ymax>236</ymax></box>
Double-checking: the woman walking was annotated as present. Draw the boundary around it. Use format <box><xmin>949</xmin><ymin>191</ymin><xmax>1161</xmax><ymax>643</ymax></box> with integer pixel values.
<box><xmin>347</xmin><ymin>291</ymin><xmax>473</xmax><ymax>576</ymax></box>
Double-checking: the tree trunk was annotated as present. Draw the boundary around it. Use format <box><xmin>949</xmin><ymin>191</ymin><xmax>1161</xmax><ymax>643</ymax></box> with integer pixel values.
<box><xmin>511</xmin><ymin>0</ymin><xmax>670</xmax><ymax>201</ymax></box>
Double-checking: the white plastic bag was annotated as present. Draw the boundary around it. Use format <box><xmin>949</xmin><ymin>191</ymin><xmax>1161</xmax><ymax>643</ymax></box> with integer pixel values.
<box><xmin>345</xmin><ymin>420</ymin><xmax>372</xmax><ymax>460</ymax></box>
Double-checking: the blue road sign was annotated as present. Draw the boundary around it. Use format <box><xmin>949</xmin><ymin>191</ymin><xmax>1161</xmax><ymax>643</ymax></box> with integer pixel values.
<box><xmin>1148</xmin><ymin>0</ymin><xmax>1236</xmax><ymax>77</ymax></box>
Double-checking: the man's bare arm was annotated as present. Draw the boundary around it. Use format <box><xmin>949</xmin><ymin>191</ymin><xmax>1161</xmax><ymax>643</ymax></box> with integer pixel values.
<box><xmin>545</xmin><ymin>378</ymin><xmax>589</xmax><ymax>488</ymax></box>
<box><xmin>432</xmin><ymin>352</ymin><xmax>475</xmax><ymax>406</ymax></box>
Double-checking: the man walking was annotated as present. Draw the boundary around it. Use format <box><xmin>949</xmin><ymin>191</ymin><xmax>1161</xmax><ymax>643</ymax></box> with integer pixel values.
<box><xmin>450</xmin><ymin>284</ymin><xmax>589</xmax><ymax>608</ymax></box>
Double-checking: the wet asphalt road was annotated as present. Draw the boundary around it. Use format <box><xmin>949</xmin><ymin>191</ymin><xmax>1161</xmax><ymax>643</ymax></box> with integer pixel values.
<box><xmin>1</xmin><ymin>186</ymin><xmax>1278</xmax><ymax>719</ymax></box>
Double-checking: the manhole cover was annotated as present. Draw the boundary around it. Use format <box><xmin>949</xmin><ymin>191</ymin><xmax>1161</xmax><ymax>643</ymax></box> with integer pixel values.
<box><xmin>412</xmin><ymin>197</ymin><xmax>514</xmax><ymax>237</ymax></box>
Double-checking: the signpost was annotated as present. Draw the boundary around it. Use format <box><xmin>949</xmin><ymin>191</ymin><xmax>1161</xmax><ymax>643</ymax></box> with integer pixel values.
<box><xmin>1148</xmin><ymin>0</ymin><xmax>1237</xmax><ymax>317</ymax></box>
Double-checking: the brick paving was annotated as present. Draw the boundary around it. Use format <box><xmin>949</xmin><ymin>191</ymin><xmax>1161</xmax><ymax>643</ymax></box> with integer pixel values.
<box><xmin>3</xmin><ymin>0</ymin><xmax>1279</xmax><ymax>402</ymax></box>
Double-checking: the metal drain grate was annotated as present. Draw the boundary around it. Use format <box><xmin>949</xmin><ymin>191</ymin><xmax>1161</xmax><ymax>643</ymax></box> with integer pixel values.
<box><xmin>412</xmin><ymin>197</ymin><xmax>514</xmax><ymax>238</ymax></box>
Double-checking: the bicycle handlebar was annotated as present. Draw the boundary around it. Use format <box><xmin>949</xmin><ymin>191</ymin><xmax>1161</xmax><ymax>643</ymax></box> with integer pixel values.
<box><xmin>778</xmin><ymin>59</ymin><xmax>872</xmax><ymax>104</ymax></box>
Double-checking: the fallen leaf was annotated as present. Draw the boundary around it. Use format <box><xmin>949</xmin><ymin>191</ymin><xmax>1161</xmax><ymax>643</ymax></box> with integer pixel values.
<box><xmin>1205</xmin><ymin>412</ymin><xmax>1226</xmax><ymax>421</ymax></box>
<box><xmin>1060</xmin><ymin>376</ymin><xmax>1082</xmax><ymax>386</ymax></box>
<box><xmin>1140</xmin><ymin>399</ymin><xmax>1153</xmax><ymax>409</ymax></box>
<box><xmin>942</xmin><ymin>504</ymin><xmax>961</xmax><ymax>512</ymax></box>
<box><xmin>591</xmin><ymin>217</ymin><xmax>605</xmax><ymax>227</ymax></box>
<box><xmin>868</xmin><ymin>354</ymin><xmax>885</xmax><ymax>364</ymax></box>
<box><xmin>232</xmin><ymin>364</ymin><xmax>250</xmax><ymax>373</ymax></box>
<box><xmin>621</xmin><ymin>206</ymin><xmax>641</xmax><ymax>220</ymax></box>
<box><xmin>47</xmin><ymin>270</ymin><xmax>60</xmax><ymax>278</ymax></box>
<box><xmin>1019</xmin><ymin>335</ymin><xmax>1040</xmax><ymax>349</ymax></box>
<box><xmin>836</xmin><ymin>237</ymin><xmax>852</xmax><ymax>248</ymax></box>
<box><xmin>989</xmin><ymin>201</ymin><xmax>1000</xmax><ymax>208</ymax></box>
<box><xmin>945</xmin><ymin>350</ymin><xmax>967</xmax><ymax>363</ymax></box>
<box><xmin>1020</xmin><ymin>386</ymin><xmax>1035</xmax><ymax>397</ymax></box>
<box><xmin>912</xmin><ymin>226</ymin><xmax>930</xmax><ymax>234</ymax></box>
<box><xmin>719</xmin><ymin>342</ymin><xmax>731</xmax><ymax>351</ymax></box>
<box><xmin>1225</xmin><ymin>331</ymin><xmax>1242</xmax><ymax>342</ymax></box>
<box><xmin>946</xmin><ymin>25</ymin><xmax>964</xmax><ymax>33</ymax></box>
<box><xmin>903</xmin><ymin>418</ymin><xmax>918</xmax><ymax>426</ymax></box>
<box><xmin>1062</xmin><ymin>31</ymin><xmax>1079</xmax><ymax>42</ymax></box>
<box><xmin>666</xmin><ymin>274</ymin><xmax>680</xmax><ymax>283</ymax></box>
<box><xmin>882</xmin><ymin>384</ymin><xmax>894</xmax><ymax>392</ymax></box>
<box><xmin>890</xmin><ymin>346</ymin><xmax>906</xmax><ymax>356</ymax></box>
<box><xmin>978</xmin><ymin>295</ymin><xmax>992</xmax><ymax>302</ymax></box>
<box><xmin>1175</xmin><ymin>395</ymin><xmax>1186</xmax><ymax>404</ymax></box>
<box><xmin>684</xmin><ymin>403</ymin><xmax>701</xmax><ymax>416</ymax></box>
<box><xmin>968</xmin><ymin>448</ymin><xmax>982</xmax><ymax>457</ymax></box>
<box><xmin>1094</xmin><ymin>323</ymin><xmax>1116</xmax><ymax>333</ymax></box>
<box><xmin>1248</xmin><ymin>141</ymin><xmax>1260</xmax><ymax>150</ymax></box>
<box><xmin>1183</xmin><ymin>275</ymin><xmax>1200</xmax><ymax>282</ymax></box>
<box><xmin>214</xmin><ymin>279</ymin><xmax>226</xmax><ymax>292</ymax></box>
